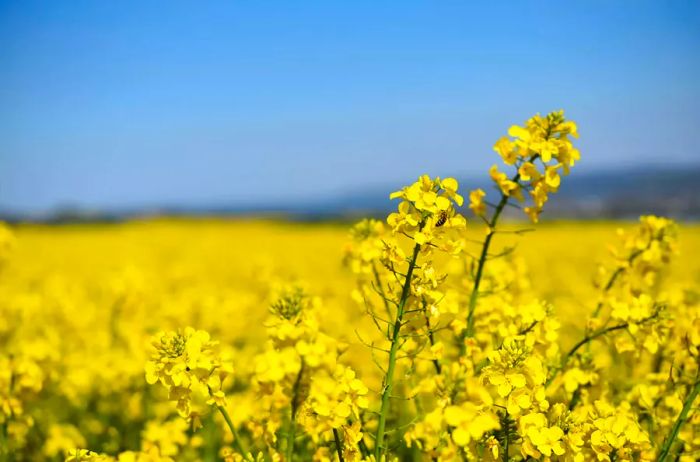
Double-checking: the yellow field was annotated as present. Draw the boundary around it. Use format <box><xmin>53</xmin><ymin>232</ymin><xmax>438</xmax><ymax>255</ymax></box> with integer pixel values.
<box><xmin>3</xmin><ymin>113</ymin><xmax>700</xmax><ymax>462</ymax></box>
<box><xmin>1</xmin><ymin>218</ymin><xmax>699</xmax><ymax>461</ymax></box>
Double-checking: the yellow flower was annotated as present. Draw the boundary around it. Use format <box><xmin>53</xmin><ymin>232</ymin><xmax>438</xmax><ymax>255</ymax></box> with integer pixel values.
<box><xmin>523</xmin><ymin>206</ymin><xmax>540</xmax><ymax>224</ymax></box>
<box><xmin>561</xmin><ymin>367</ymin><xmax>597</xmax><ymax>394</ymax></box>
<box><xmin>494</xmin><ymin>136</ymin><xmax>518</xmax><ymax>165</ymax></box>
<box><xmin>44</xmin><ymin>425</ymin><xmax>87</xmax><ymax>458</ymax></box>
<box><xmin>468</xmin><ymin>189</ymin><xmax>487</xmax><ymax>217</ymax></box>
<box><xmin>518</xmin><ymin>162</ymin><xmax>540</xmax><ymax>181</ymax></box>
<box><xmin>489</xmin><ymin>165</ymin><xmax>522</xmax><ymax>200</ymax></box>
<box><xmin>303</xmin><ymin>365</ymin><xmax>368</xmax><ymax>431</ymax></box>
<box><xmin>440</xmin><ymin>177</ymin><xmax>464</xmax><ymax>206</ymax></box>
<box><xmin>543</xmin><ymin>165</ymin><xmax>561</xmax><ymax>191</ymax></box>
<box><xmin>589</xmin><ymin>401</ymin><xmax>651</xmax><ymax>459</ymax></box>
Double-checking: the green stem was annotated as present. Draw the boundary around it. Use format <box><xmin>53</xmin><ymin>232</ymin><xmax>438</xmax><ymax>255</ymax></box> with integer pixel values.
<box><xmin>1</xmin><ymin>370</ymin><xmax>13</xmax><ymax>462</ymax></box>
<box><xmin>657</xmin><ymin>374</ymin><xmax>700</xmax><ymax>462</ymax></box>
<box><xmin>465</xmin><ymin>184</ymin><xmax>514</xmax><ymax>339</ymax></box>
<box><xmin>333</xmin><ymin>428</ymin><xmax>346</xmax><ymax>462</ymax></box>
<box><xmin>374</xmin><ymin>242</ymin><xmax>421</xmax><ymax>460</ymax></box>
<box><xmin>217</xmin><ymin>405</ymin><xmax>254</xmax><ymax>462</ymax></box>
<box><xmin>286</xmin><ymin>362</ymin><xmax>305</xmax><ymax>461</ymax></box>
<box><xmin>357</xmin><ymin>415</ymin><xmax>371</xmax><ymax>458</ymax></box>
<box><xmin>503</xmin><ymin>409</ymin><xmax>510</xmax><ymax>462</ymax></box>
<box><xmin>0</xmin><ymin>422</ymin><xmax>8</xmax><ymax>462</ymax></box>
<box><xmin>372</xmin><ymin>262</ymin><xmax>394</xmax><ymax>321</ymax></box>
<box><xmin>287</xmin><ymin>418</ymin><xmax>297</xmax><ymax>461</ymax></box>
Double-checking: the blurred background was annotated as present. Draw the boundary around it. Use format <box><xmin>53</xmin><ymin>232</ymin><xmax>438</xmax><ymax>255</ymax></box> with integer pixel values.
<box><xmin>1</xmin><ymin>0</ymin><xmax>699</xmax><ymax>222</ymax></box>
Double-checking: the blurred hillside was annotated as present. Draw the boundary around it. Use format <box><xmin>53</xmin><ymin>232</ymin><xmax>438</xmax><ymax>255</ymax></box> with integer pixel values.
<box><xmin>2</xmin><ymin>165</ymin><xmax>699</xmax><ymax>223</ymax></box>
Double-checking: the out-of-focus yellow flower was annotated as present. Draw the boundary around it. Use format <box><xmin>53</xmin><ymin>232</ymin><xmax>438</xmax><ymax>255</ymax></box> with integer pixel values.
<box><xmin>145</xmin><ymin>328</ymin><xmax>232</xmax><ymax>417</ymax></box>
<box><xmin>489</xmin><ymin>165</ymin><xmax>523</xmax><ymax>200</ymax></box>
<box><xmin>468</xmin><ymin>188</ymin><xmax>487</xmax><ymax>217</ymax></box>
<box><xmin>444</xmin><ymin>403</ymin><xmax>500</xmax><ymax>447</ymax></box>
<box><xmin>302</xmin><ymin>365</ymin><xmax>369</xmax><ymax>431</ymax></box>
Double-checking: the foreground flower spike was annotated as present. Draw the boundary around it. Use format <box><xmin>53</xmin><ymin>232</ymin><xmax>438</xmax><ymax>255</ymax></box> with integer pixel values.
<box><xmin>367</xmin><ymin>175</ymin><xmax>468</xmax><ymax>460</ymax></box>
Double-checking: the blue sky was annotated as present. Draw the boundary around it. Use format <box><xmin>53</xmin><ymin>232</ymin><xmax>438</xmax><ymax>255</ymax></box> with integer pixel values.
<box><xmin>1</xmin><ymin>1</ymin><xmax>699</xmax><ymax>212</ymax></box>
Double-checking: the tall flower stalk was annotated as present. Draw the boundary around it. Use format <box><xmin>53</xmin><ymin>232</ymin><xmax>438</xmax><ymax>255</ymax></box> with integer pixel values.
<box><xmin>369</xmin><ymin>175</ymin><xmax>467</xmax><ymax>458</ymax></box>
<box><xmin>464</xmin><ymin>111</ymin><xmax>580</xmax><ymax>339</ymax></box>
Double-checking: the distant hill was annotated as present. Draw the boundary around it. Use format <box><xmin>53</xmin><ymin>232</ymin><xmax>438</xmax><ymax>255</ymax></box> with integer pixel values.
<box><xmin>290</xmin><ymin>164</ymin><xmax>700</xmax><ymax>221</ymax></box>
<box><xmin>530</xmin><ymin>164</ymin><xmax>700</xmax><ymax>220</ymax></box>
<box><xmin>2</xmin><ymin>165</ymin><xmax>699</xmax><ymax>223</ymax></box>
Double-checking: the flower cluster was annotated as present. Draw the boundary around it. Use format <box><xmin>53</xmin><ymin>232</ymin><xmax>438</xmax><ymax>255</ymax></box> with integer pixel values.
<box><xmin>596</xmin><ymin>215</ymin><xmax>678</xmax><ymax>295</ymax></box>
<box><xmin>388</xmin><ymin>175</ymin><xmax>466</xmax><ymax>249</ymax></box>
<box><xmin>587</xmin><ymin>401</ymin><xmax>652</xmax><ymax>461</ymax></box>
<box><xmin>405</xmin><ymin>373</ymin><xmax>500</xmax><ymax>460</ymax></box>
<box><xmin>145</xmin><ymin>327</ymin><xmax>232</xmax><ymax>420</ymax></box>
<box><xmin>482</xmin><ymin>338</ymin><xmax>549</xmax><ymax>417</ymax></box>
<box><xmin>469</xmin><ymin>110</ymin><xmax>580</xmax><ymax>223</ymax></box>
<box><xmin>343</xmin><ymin>219</ymin><xmax>386</xmax><ymax>276</ymax></box>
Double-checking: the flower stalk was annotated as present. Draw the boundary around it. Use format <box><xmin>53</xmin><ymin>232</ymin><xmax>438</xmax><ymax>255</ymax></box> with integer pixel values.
<box><xmin>333</xmin><ymin>428</ymin><xmax>346</xmax><ymax>462</ymax></box>
<box><xmin>374</xmin><ymin>242</ymin><xmax>421</xmax><ymax>460</ymax></box>
<box><xmin>286</xmin><ymin>361</ymin><xmax>305</xmax><ymax>461</ymax></box>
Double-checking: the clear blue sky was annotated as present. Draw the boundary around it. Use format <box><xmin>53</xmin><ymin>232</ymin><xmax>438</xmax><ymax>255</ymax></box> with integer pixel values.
<box><xmin>1</xmin><ymin>1</ymin><xmax>699</xmax><ymax>212</ymax></box>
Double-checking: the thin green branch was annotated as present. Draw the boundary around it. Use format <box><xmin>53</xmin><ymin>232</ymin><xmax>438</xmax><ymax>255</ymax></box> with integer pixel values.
<box><xmin>503</xmin><ymin>409</ymin><xmax>510</xmax><ymax>462</ymax></box>
<box><xmin>546</xmin><ymin>310</ymin><xmax>660</xmax><ymax>387</ymax></box>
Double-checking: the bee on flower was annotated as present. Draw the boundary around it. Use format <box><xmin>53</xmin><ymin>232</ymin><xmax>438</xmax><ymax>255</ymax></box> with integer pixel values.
<box><xmin>387</xmin><ymin>175</ymin><xmax>467</xmax><ymax>248</ymax></box>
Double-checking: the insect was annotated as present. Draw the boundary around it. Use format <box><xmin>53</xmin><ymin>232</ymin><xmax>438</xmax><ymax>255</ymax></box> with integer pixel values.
<box><xmin>435</xmin><ymin>210</ymin><xmax>448</xmax><ymax>227</ymax></box>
